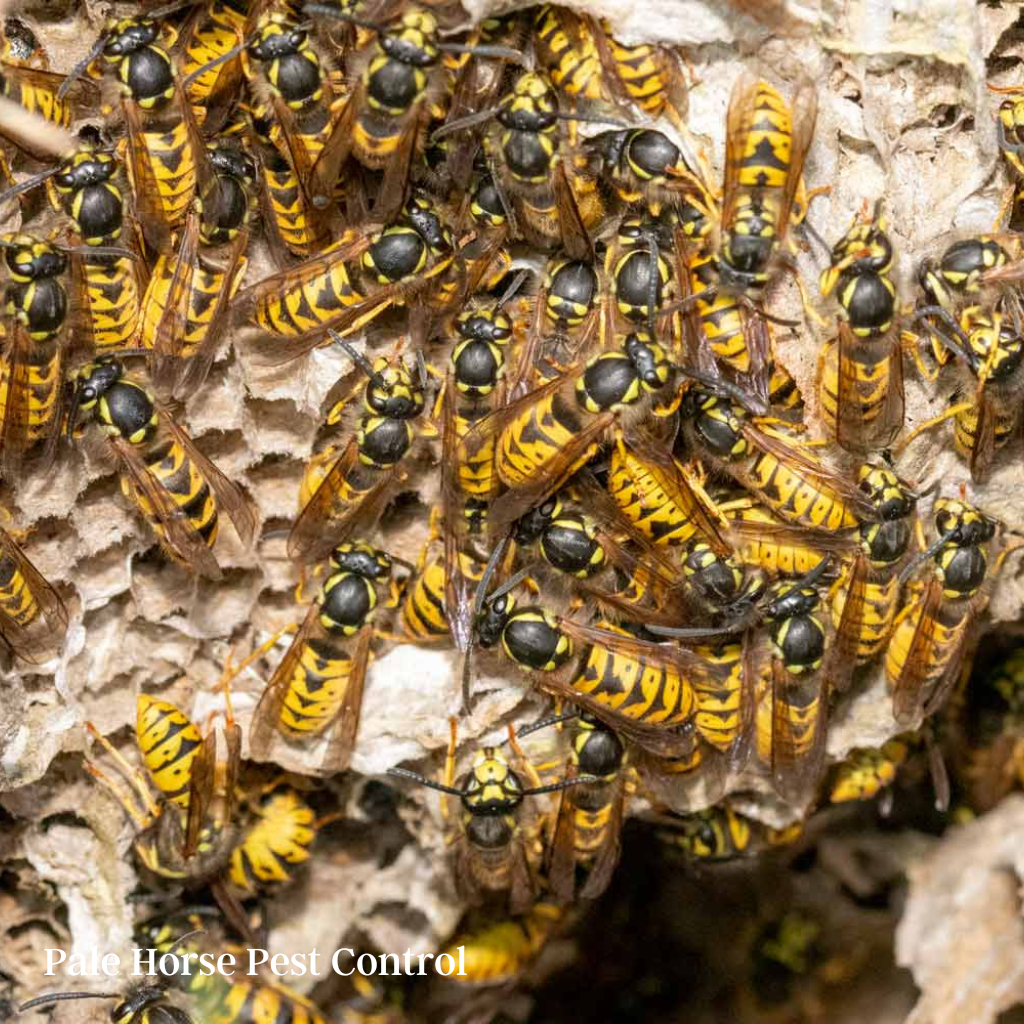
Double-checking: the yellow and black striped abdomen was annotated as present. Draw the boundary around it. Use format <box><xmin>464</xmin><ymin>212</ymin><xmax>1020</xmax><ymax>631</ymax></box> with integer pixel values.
<box><xmin>606</xmin><ymin>37</ymin><xmax>670</xmax><ymax>116</ymax></box>
<box><xmin>691</xmin><ymin>643</ymin><xmax>743</xmax><ymax>751</ymax></box>
<box><xmin>130</xmin><ymin>438</ymin><xmax>218</xmax><ymax>548</ymax></box>
<box><xmin>141</xmin><ymin>254</ymin><xmax>245</xmax><ymax>360</ymax></box>
<box><xmin>85</xmin><ymin>258</ymin><xmax>140</xmax><ymax>351</ymax></box>
<box><xmin>279</xmin><ymin>637</ymin><xmax>352</xmax><ymax>737</ymax></box>
<box><xmin>444</xmin><ymin>902</ymin><xmax>563</xmax><ymax>986</ymax></box>
<box><xmin>178</xmin><ymin>964</ymin><xmax>327</xmax><ymax>1024</ymax></box>
<box><xmin>228</xmin><ymin>791</ymin><xmax>316</xmax><ymax>895</ymax></box>
<box><xmin>831</xmin><ymin>571</ymin><xmax>900</xmax><ymax>661</ymax></box>
<box><xmin>607</xmin><ymin>445</ymin><xmax>700</xmax><ymax>546</ymax></box>
<box><xmin>0</xmin><ymin>550</ymin><xmax>38</xmax><ymax>626</ymax></box>
<box><xmin>745</xmin><ymin>449</ymin><xmax>858</xmax><ymax>531</ymax></box>
<box><xmin>885</xmin><ymin>585</ymin><xmax>968</xmax><ymax>693</ymax></box>
<box><xmin>262</xmin><ymin>164</ymin><xmax>324</xmax><ymax>256</ymax></box>
<box><xmin>456</xmin><ymin>407</ymin><xmax>500</xmax><ymax>499</ymax></box>
<box><xmin>728</xmin><ymin>505</ymin><xmax>827</xmax><ymax>577</ymax></box>
<box><xmin>755</xmin><ymin>663</ymin><xmax>823</xmax><ymax>764</ymax></box>
<box><xmin>737</xmin><ymin>82</ymin><xmax>792</xmax><ymax>191</ymax></box>
<box><xmin>690</xmin><ymin>257</ymin><xmax>748</xmax><ymax>371</ymax></box>
<box><xmin>401</xmin><ymin>554</ymin><xmax>449</xmax><ymax>642</ymax></box>
<box><xmin>8</xmin><ymin>78</ymin><xmax>70</xmax><ymax>127</ymax></box>
<box><xmin>496</xmin><ymin>389</ymin><xmax>590</xmax><ymax>488</ymax></box>
<box><xmin>572</xmin><ymin>794</ymin><xmax>615</xmax><ymax>861</ymax></box>
<box><xmin>954</xmin><ymin>402</ymin><xmax>1018</xmax><ymax>459</ymax></box>
<box><xmin>572</xmin><ymin>625</ymin><xmax>696</xmax><ymax>726</ymax></box>
<box><xmin>182</xmin><ymin>1</ymin><xmax>247</xmax><ymax>114</ymax></box>
<box><xmin>0</xmin><ymin>340</ymin><xmax>63</xmax><ymax>445</ymax></box>
<box><xmin>136</xmin><ymin>694</ymin><xmax>203</xmax><ymax>807</ymax></box>
<box><xmin>533</xmin><ymin>6</ymin><xmax>602</xmax><ymax>101</ymax></box>
<box><xmin>138</xmin><ymin>122</ymin><xmax>197</xmax><ymax>232</ymax></box>
<box><xmin>253</xmin><ymin>256</ymin><xmax>362</xmax><ymax>338</ymax></box>
<box><xmin>818</xmin><ymin>336</ymin><xmax>892</xmax><ymax>435</ymax></box>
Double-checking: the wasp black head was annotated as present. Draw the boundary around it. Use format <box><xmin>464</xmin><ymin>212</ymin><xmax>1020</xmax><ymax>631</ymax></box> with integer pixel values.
<box><xmin>104</xmin><ymin>17</ymin><xmax>158</xmax><ymax>57</ymax></box>
<box><xmin>331</xmin><ymin>542</ymin><xmax>393</xmax><ymax>580</ymax></box>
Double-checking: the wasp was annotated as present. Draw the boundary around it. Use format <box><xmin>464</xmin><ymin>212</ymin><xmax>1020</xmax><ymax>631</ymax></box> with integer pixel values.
<box><xmin>290</xmin><ymin>343</ymin><xmax>431</xmax><ymax>561</ymax></box>
<box><xmin>67</xmin><ymin>355</ymin><xmax>257</xmax><ymax>578</ymax></box>
<box><xmin>506</xmin><ymin>253</ymin><xmax>602</xmax><ymax>398</ymax></box>
<box><xmin>249</xmin><ymin>541</ymin><xmax>396</xmax><ymax>774</ymax></box>
<box><xmin>518</xmin><ymin>709</ymin><xmax>626</xmax><ymax>902</ymax></box>
<box><xmin>754</xmin><ymin>574</ymin><xmax>833</xmax><ymax>802</ymax></box>
<box><xmin>140</xmin><ymin>916</ymin><xmax>330</xmax><ymax>1024</ymax></box>
<box><xmin>139</xmin><ymin>140</ymin><xmax>257</xmax><ymax>398</ymax></box>
<box><xmin>0</xmin><ymin>140</ymin><xmax>144</xmax><ymax>354</ymax></box>
<box><xmin>435</xmin><ymin>294</ymin><xmax>523</xmax><ymax>649</ymax></box>
<box><xmin>679</xmin><ymin>387</ymin><xmax>873</xmax><ymax>533</ymax></box>
<box><xmin>0</xmin><ymin>234</ymin><xmax>78</xmax><ymax>478</ymax></box>
<box><xmin>827</xmin><ymin>737</ymin><xmax>912</xmax><ymax>812</ymax></box>
<box><xmin>303</xmin><ymin>5</ymin><xmax>519</xmax><ymax>221</ymax></box>
<box><xmin>947</xmin><ymin>642</ymin><xmax>1024</xmax><ymax>813</ymax></box>
<box><xmin>657</xmin><ymin>802</ymin><xmax>802</xmax><ymax>861</ymax></box>
<box><xmin>0</xmin><ymin>49</ymin><xmax>93</xmax><ymax>161</ymax></box>
<box><xmin>656</xmin><ymin>559</ymin><xmax>835</xmax><ymax>803</ymax></box>
<box><xmin>389</xmin><ymin>719</ymin><xmax>592</xmax><ymax>911</ymax></box>
<box><xmin>886</xmin><ymin>498</ymin><xmax>1009</xmax><ymax>725</ymax></box>
<box><xmin>0</xmin><ymin>521</ymin><xmax>67</xmax><ymax>662</ymax></box>
<box><xmin>906</xmin><ymin>233</ymin><xmax>1024</xmax><ymax>378</ymax></box>
<box><xmin>482</xmin><ymin>328</ymin><xmax>674</xmax><ymax>532</ymax></box>
<box><xmin>472</xmin><ymin>572</ymin><xmax>713</xmax><ymax>759</ymax></box>
<box><xmin>899</xmin><ymin>306</ymin><xmax>1024</xmax><ymax>484</ymax></box>
<box><xmin>532</xmin><ymin>7</ymin><xmax>690</xmax><ymax>130</ymax></box>
<box><xmin>85</xmin><ymin>689</ymin><xmax>243</xmax><ymax>894</ymax></box>
<box><xmin>236</xmin><ymin>191</ymin><xmax>455</xmax><ymax>362</ymax></box>
<box><xmin>19</xmin><ymin>933</ymin><xmax>199</xmax><ymax>1024</ymax></box>
<box><xmin>437</xmin><ymin>69</ymin><xmax>598</xmax><ymax>261</ymax></box>
<box><xmin>439</xmin><ymin>900</ymin><xmax>566</xmax><ymax>986</ymax></box>
<box><xmin>64</xmin><ymin>15</ymin><xmax>218</xmax><ymax>253</ymax></box>
<box><xmin>715</xmin><ymin>74</ymin><xmax>817</xmax><ymax>298</ymax></box>
<box><xmin>827</xmin><ymin>465</ymin><xmax>918</xmax><ymax>688</ymax></box>
<box><xmin>676</xmin><ymin>76</ymin><xmax>817</xmax><ymax>407</ymax></box>
<box><xmin>180</xmin><ymin>0</ymin><xmax>247</xmax><ymax>131</ymax></box>
<box><xmin>235</xmin><ymin>12</ymin><xmax>345</xmax><ymax>210</ymax></box>
<box><xmin>583</xmin><ymin>128</ymin><xmax>710</xmax><ymax>227</ymax></box>
<box><xmin>817</xmin><ymin>202</ymin><xmax>904</xmax><ymax>453</ymax></box>
<box><xmin>227</xmin><ymin>787</ymin><xmax>319</xmax><ymax>895</ymax></box>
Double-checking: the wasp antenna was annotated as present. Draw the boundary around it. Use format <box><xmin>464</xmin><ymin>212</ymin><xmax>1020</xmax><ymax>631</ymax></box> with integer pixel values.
<box><xmin>58</xmin><ymin>36</ymin><xmax>107</xmax><ymax>100</ymax></box>
<box><xmin>897</xmin><ymin>527</ymin><xmax>959</xmax><ymax>587</ymax></box>
<box><xmin>473</xmin><ymin>535</ymin><xmax>510</xmax><ymax>619</ymax></box>
<box><xmin>329</xmin><ymin>332</ymin><xmax>387</xmax><ymax>387</ymax></box>
<box><xmin>0</xmin><ymin>166</ymin><xmax>61</xmax><ymax>207</ymax></box>
<box><xmin>437</xmin><ymin>42</ymin><xmax>523</xmax><ymax>61</ymax></box>
<box><xmin>302</xmin><ymin>4</ymin><xmax>379</xmax><ymax>30</ymax></box>
<box><xmin>387</xmin><ymin>766</ymin><xmax>465</xmax><ymax>797</ymax></box>
<box><xmin>517</xmin><ymin>709</ymin><xmax>580</xmax><ymax>737</ymax></box>
<box><xmin>523</xmin><ymin>774</ymin><xmax>601</xmax><ymax>796</ymax></box>
<box><xmin>430</xmin><ymin>107</ymin><xmax>501</xmax><ymax>144</ymax></box>
<box><xmin>20</xmin><ymin>992</ymin><xmax>121</xmax><ymax>1012</ymax></box>
<box><xmin>497</xmin><ymin>269</ymin><xmax>530</xmax><ymax>309</ymax></box>
<box><xmin>486</xmin><ymin>566</ymin><xmax>531</xmax><ymax>604</ymax></box>
<box><xmin>163</xmin><ymin>929</ymin><xmax>205</xmax><ymax>960</ymax></box>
